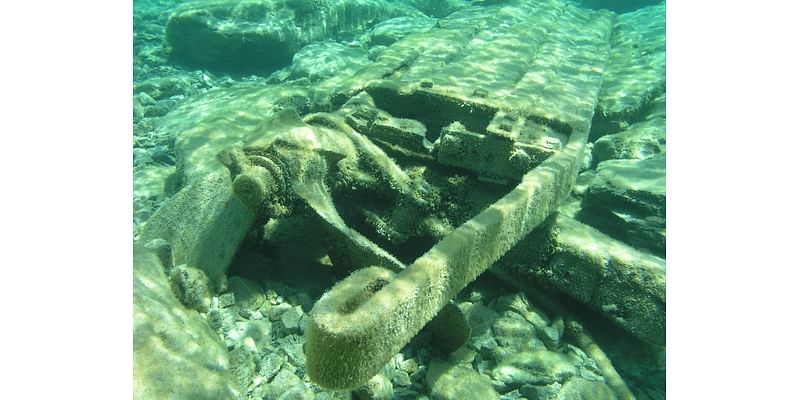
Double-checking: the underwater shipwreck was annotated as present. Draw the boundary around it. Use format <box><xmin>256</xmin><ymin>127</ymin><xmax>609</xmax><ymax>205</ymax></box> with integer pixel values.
<box><xmin>133</xmin><ymin>0</ymin><xmax>666</xmax><ymax>399</ymax></box>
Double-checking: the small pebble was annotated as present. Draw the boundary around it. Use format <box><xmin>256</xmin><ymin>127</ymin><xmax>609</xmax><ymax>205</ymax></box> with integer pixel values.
<box><xmin>219</xmin><ymin>293</ymin><xmax>235</xmax><ymax>308</ymax></box>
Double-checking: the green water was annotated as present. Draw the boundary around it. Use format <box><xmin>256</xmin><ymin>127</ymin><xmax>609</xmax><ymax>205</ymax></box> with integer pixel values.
<box><xmin>133</xmin><ymin>1</ymin><xmax>666</xmax><ymax>399</ymax></box>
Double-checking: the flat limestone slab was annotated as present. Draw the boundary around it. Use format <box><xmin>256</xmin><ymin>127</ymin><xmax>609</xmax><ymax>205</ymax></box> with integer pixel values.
<box><xmin>133</xmin><ymin>245</ymin><xmax>241</xmax><ymax>399</ymax></box>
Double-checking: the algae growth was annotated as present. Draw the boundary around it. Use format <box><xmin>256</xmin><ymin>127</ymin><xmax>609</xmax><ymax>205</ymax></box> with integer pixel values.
<box><xmin>133</xmin><ymin>1</ymin><xmax>666</xmax><ymax>399</ymax></box>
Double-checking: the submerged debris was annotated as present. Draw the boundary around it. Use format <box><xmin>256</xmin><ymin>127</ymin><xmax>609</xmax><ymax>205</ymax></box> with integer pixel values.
<box><xmin>133</xmin><ymin>0</ymin><xmax>667</xmax><ymax>399</ymax></box>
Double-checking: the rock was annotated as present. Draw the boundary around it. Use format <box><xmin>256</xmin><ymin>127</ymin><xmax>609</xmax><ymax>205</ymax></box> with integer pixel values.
<box><xmin>278</xmin><ymin>384</ymin><xmax>315</xmax><ymax>400</ymax></box>
<box><xmin>464</xmin><ymin>302</ymin><xmax>499</xmax><ymax>338</ymax></box>
<box><xmin>169</xmin><ymin>264</ymin><xmax>213</xmax><ymax>312</ymax></box>
<box><xmin>218</xmin><ymin>292</ymin><xmax>236</xmax><ymax>308</ymax></box>
<box><xmin>133</xmin><ymin>245</ymin><xmax>241</xmax><ymax>399</ymax></box>
<box><xmin>470</xmin><ymin>334</ymin><xmax>499</xmax><ymax>362</ymax></box>
<box><xmin>280</xmin><ymin>305</ymin><xmax>305</xmax><ymax>334</ymax></box>
<box><xmin>289</xmin><ymin>41</ymin><xmax>370</xmax><ymax>81</ymax></box>
<box><xmin>497</xmin><ymin>389</ymin><xmax>521</xmax><ymax>400</ymax></box>
<box><xmin>277</xmin><ymin>335</ymin><xmax>306</xmax><ymax>368</ymax></box>
<box><xmin>229</xmin><ymin>344</ymin><xmax>258</xmax><ymax>390</ymax></box>
<box><xmin>427</xmin><ymin>350</ymin><xmax>499</xmax><ymax>400</ymax></box>
<box><xmin>208</xmin><ymin>307</ymin><xmax>238</xmax><ymax>335</ymax></box>
<box><xmin>492</xmin><ymin>311</ymin><xmax>537</xmax><ymax>339</ymax></box>
<box><xmin>474</xmin><ymin>358</ymin><xmax>493</xmax><ymax>377</ymax></box>
<box><xmin>134</xmin><ymin>92</ymin><xmax>157</xmax><ymax>122</ymax></box>
<box><xmin>592</xmin><ymin>117</ymin><xmax>665</xmax><ymax>164</ymax></box>
<box><xmin>536</xmin><ymin>323</ymin><xmax>562</xmax><ymax>351</ymax></box>
<box><xmin>263</xmin><ymin>301</ymin><xmax>293</xmax><ymax>321</ymax></box>
<box><xmin>577</xmin><ymin>365</ymin><xmax>605</xmax><ymax>382</ymax></box>
<box><xmin>562</xmin><ymin>344</ymin><xmax>590</xmax><ymax>366</ymax></box>
<box><xmin>133</xmin><ymin>147</ymin><xmax>154</xmax><ymax>167</ymax></box>
<box><xmin>579</xmin><ymin>155</ymin><xmax>666</xmax><ymax>256</ymax></box>
<box><xmin>368</xmin><ymin>16</ymin><xmax>436</xmax><ymax>46</ymax></box>
<box><xmin>492</xmin><ymin>292</ymin><xmax>549</xmax><ymax>328</ymax></box>
<box><xmin>392</xmin><ymin>370</ymin><xmax>412</xmax><ymax>387</ymax></box>
<box><xmin>134</xmin><ymin>75</ymin><xmax>195</xmax><ymax>100</ymax></box>
<box><xmin>492</xmin><ymin>213</ymin><xmax>666</xmax><ymax>346</ymax></box>
<box><xmin>557</xmin><ymin>378</ymin><xmax>616</xmax><ymax>400</ymax></box>
<box><xmin>145</xmin><ymin>100</ymin><xmax>178</xmax><ymax>118</ymax></box>
<box><xmin>165</xmin><ymin>0</ymin><xmax>416</xmax><ymax>73</ymax></box>
<box><xmin>564</xmin><ymin>339</ymin><xmax>608</xmax><ymax>382</ymax></box>
<box><xmin>393</xmin><ymin>388</ymin><xmax>423</xmax><ymax>400</ymax></box>
<box><xmin>139</xmin><ymin>169</ymin><xmax>256</xmax><ymax>291</ymax></box>
<box><xmin>353</xmin><ymin>368</ymin><xmax>393</xmax><ymax>400</ymax></box>
<box><xmin>258</xmin><ymin>346</ymin><xmax>287</xmax><ymax>381</ymax></box>
<box><xmin>398</xmin><ymin>357</ymin><xmax>419</xmax><ymax>375</ymax></box>
<box><xmin>133</xmin><ymin>118</ymin><xmax>157</xmax><ymax>140</ymax></box>
<box><xmin>491</xmin><ymin>351</ymin><xmax>577</xmax><ymax>392</ymax></box>
<box><xmin>427</xmin><ymin>302</ymin><xmax>471</xmax><ymax>355</ymax></box>
<box><xmin>519</xmin><ymin>383</ymin><xmax>562</xmax><ymax>400</ymax></box>
<box><xmin>149</xmin><ymin>144</ymin><xmax>177</xmax><ymax>165</ymax></box>
<box><xmin>464</xmin><ymin>302</ymin><xmax>499</xmax><ymax>361</ymax></box>
<box><xmin>228</xmin><ymin>276</ymin><xmax>266</xmax><ymax>310</ymax></box>
<box><xmin>267</xmin><ymin>367</ymin><xmax>304</xmax><ymax>398</ymax></box>
<box><xmin>134</xmin><ymin>101</ymin><xmax>146</xmax><ymax>123</ymax></box>
<box><xmin>491</xmin><ymin>311</ymin><xmax>546</xmax><ymax>361</ymax></box>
